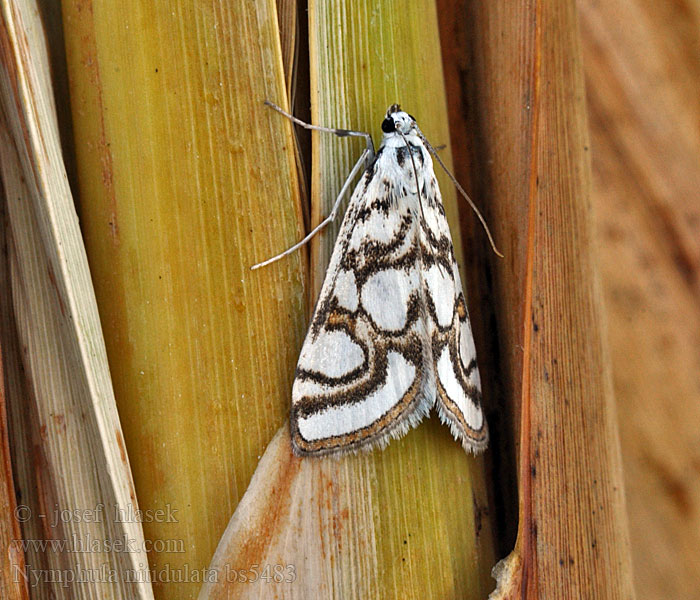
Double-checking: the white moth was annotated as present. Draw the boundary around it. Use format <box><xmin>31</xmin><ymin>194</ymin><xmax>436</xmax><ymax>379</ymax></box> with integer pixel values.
<box><xmin>254</xmin><ymin>102</ymin><xmax>500</xmax><ymax>457</ymax></box>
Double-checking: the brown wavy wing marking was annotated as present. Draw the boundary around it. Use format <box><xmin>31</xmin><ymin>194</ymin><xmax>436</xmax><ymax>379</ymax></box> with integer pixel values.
<box><xmin>417</xmin><ymin>176</ymin><xmax>487</xmax><ymax>450</ymax></box>
<box><xmin>291</xmin><ymin>257</ymin><xmax>426</xmax><ymax>455</ymax></box>
<box><xmin>433</xmin><ymin>289</ymin><xmax>488</xmax><ymax>449</ymax></box>
<box><xmin>291</xmin><ymin>333</ymin><xmax>427</xmax><ymax>455</ymax></box>
<box><xmin>290</xmin><ymin>160</ymin><xmax>432</xmax><ymax>456</ymax></box>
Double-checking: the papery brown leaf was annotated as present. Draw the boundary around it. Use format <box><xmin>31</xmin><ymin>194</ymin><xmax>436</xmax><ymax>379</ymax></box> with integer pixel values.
<box><xmin>1</xmin><ymin>0</ymin><xmax>152</xmax><ymax>597</ymax></box>
<box><xmin>580</xmin><ymin>0</ymin><xmax>700</xmax><ymax>597</ymax></box>
<box><xmin>437</xmin><ymin>1</ymin><xmax>636</xmax><ymax>598</ymax></box>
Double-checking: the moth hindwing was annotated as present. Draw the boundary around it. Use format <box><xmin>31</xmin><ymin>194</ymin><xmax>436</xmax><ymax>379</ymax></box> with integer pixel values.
<box><xmin>289</xmin><ymin>105</ymin><xmax>488</xmax><ymax>457</ymax></box>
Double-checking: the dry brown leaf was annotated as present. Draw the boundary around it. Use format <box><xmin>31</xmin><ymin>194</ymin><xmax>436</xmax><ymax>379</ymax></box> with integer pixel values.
<box><xmin>0</xmin><ymin>324</ymin><xmax>27</xmax><ymax>599</ymax></box>
<box><xmin>580</xmin><ymin>0</ymin><xmax>700</xmax><ymax>597</ymax></box>
<box><xmin>436</xmin><ymin>1</ymin><xmax>635</xmax><ymax>597</ymax></box>
<box><xmin>0</xmin><ymin>0</ymin><xmax>152</xmax><ymax>597</ymax></box>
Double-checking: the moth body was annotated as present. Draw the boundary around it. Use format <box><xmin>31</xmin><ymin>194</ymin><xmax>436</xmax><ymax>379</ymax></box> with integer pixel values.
<box><xmin>290</xmin><ymin>105</ymin><xmax>487</xmax><ymax>457</ymax></box>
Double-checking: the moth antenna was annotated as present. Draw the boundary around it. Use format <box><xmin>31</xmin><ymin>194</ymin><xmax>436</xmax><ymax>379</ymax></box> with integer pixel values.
<box><xmin>415</xmin><ymin>126</ymin><xmax>504</xmax><ymax>258</ymax></box>
<box><xmin>397</xmin><ymin>130</ymin><xmax>423</xmax><ymax>209</ymax></box>
<box><xmin>398</xmin><ymin>129</ymin><xmax>445</xmax><ymax>276</ymax></box>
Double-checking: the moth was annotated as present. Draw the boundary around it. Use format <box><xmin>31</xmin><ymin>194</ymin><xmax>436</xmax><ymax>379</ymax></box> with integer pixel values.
<box><xmin>253</xmin><ymin>102</ymin><xmax>500</xmax><ymax>457</ymax></box>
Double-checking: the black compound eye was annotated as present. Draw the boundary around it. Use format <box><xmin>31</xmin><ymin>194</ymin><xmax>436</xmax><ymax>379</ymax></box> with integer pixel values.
<box><xmin>381</xmin><ymin>117</ymin><xmax>396</xmax><ymax>133</ymax></box>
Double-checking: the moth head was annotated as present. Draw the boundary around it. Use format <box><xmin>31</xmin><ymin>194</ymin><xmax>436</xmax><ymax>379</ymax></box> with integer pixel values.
<box><xmin>381</xmin><ymin>104</ymin><xmax>417</xmax><ymax>136</ymax></box>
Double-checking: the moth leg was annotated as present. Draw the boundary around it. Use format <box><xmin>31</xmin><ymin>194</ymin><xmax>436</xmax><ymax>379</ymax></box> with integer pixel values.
<box><xmin>250</xmin><ymin>148</ymin><xmax>371</xmax><ymax>270</ymax></box>
<box><xmin>265</xmin><ymin>100</ymin><xmax>375</xmax><ymax>162</ymax></box>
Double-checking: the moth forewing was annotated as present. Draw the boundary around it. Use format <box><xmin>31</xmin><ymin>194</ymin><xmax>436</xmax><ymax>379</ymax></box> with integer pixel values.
<box><xmin>287</xmin><ymin>105</ymin><xmax>488</xmax><ymax>457</ymax></box>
